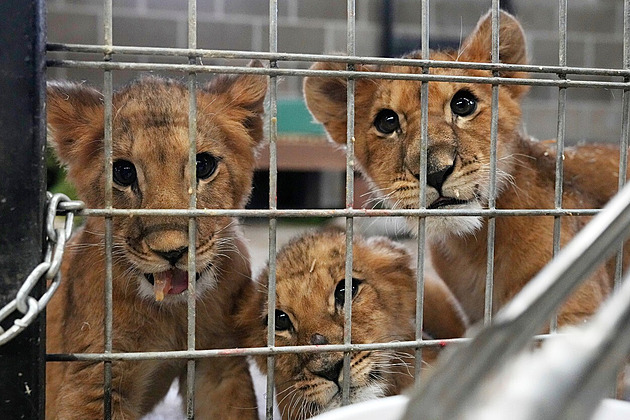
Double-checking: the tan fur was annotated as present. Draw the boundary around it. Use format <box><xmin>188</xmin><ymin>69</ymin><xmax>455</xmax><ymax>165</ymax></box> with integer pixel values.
<box><xmin>304</xmin><ymin>11</ymin><xmax>627</xmax><ymax>325</ymax></box>
<box><xmin>238</xmin><ymin>229</ymin><xmax>468</xmax><ymax>420</ymax></box>
<box><xmin>46</xmin><ymin>64</ymin><xmax>266</xmax><ymax>419</ymax></box>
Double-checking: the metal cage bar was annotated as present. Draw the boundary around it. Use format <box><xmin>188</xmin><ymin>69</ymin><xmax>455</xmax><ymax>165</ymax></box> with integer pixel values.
<box><xmin>550</xmin><ymin>0</ymin><xmax>568</xmax><ymax>333</ymax></box>
<box><xmin>414</xmin><ymin>0</ymin><xmax>430</xmax><ymax>382</ymax></box>
<box><xmin>44</xmin><ymin>60</ymin><xmax>630</xmax><ymax>89</ymax></box>
<box><xmin>616</xmin><ymin>0</ymin><xmax>630</xmax><ymax>292</ymax></box>
<box><xmin>265</xmin><ymin>1</ymin><xmax>279</xmax><ymax>419</ymax></box>
<box><xmin>483</xmin><ymin>1</ymin><xmax>500</xmax><ymax>325</ymax></box>
<box><xmin>102</xmin><ymin>0</ymin><xmax>114</xmax><ymax>418</ymax></box>
<box><xmin>45</xmin><ymin>42</ymin><xmax>630</xmax><ymax>78</ymax></box>
<box><xmin>185</xmin><ymin>0</ymin><xmax>199</xmax><ymax>417</ymax></box>
<box><xmin>342</xmin><ymin>0</ymin><xmax>356</xmax><ymax>406</ymax></box>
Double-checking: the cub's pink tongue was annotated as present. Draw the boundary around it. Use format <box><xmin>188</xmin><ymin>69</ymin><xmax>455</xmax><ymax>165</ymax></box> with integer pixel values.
<box><xmin>153</xmin><ymin>269</ymin><xmax>189</xmax><ymax>301</ymax></box>
<box><xmin>169</xmin><ymin>269</ymin><xmax>189</xmax><ymax>294</ymax></box>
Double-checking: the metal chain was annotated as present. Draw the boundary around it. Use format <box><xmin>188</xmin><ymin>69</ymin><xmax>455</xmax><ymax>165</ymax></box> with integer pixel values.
<box><xmin>0</xmin><ymin>192</ymin><xmax>84</xmax><ymax>346</ymax></box>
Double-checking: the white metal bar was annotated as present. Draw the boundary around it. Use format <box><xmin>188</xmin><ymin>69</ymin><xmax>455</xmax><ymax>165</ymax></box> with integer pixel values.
<box><xmin>265</xmin><ymin>1</ymin><xmax>278</xmax><ymax>419</ymax></box>
<box><xmin>102</xmin><ymin>0</ymin><xmax>113</xmax><ymax>418</ymax></box>
<box><xmin>550</xmin><ymin>0</ymin><xmax>568</xmax><ymax>333</ymax></box>
<box><xmin>46</xmin><ymin>59</ymin><xmax>630</xmax><ymax>89</ymax></box>
<box><xmin>185</xmin><ymin>1</ymin><xmax>198</xmax><ymax>418</ymax></box>
<box><xmin>414</xmin><ymin>0</ymin><xmax>430</xmax><ymax>382</ymax></box>
<box><xmin>46</xmin><ymin>43</ymin><xmax>630</xmax><ymax>78</ymax></box>
<box><xmin>483</xmin><ymin>1</ymin><xmax>500</xmax><ymax>325</ymax></box>
<box><xmin>342</xmin><ymin>0</ymin><xmax>356</xmax><ymax>407</ymax></box>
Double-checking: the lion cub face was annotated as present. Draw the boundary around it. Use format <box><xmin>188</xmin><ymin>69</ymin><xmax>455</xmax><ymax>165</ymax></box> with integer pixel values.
<box><xmin>240</xmin><ymin>230</ymin><xmax>419</xmax><ymax>419</ymax></box>
<box><xmin>47</xmin><ymin>65</ymin><xmax>266</xmax><ymax>302</ymax></box>
<box><xmin>304</xmin><ymin>11</ymin><xmax>529</xmax><ymax>238</ymax></box>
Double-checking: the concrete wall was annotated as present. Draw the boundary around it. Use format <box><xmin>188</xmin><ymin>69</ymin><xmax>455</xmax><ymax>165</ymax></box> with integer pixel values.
<box><xmin>47</xmin><ymin>0</ymin><xmax>628</xmax><ymax>144</ymax></box>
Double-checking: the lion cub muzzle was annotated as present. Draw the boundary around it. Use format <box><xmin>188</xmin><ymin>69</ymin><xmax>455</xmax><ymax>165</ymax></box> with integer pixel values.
<box><xmin>140</xmin><ymin>224</ymin><xmax>201</xmax><ymax>301</ymax></box>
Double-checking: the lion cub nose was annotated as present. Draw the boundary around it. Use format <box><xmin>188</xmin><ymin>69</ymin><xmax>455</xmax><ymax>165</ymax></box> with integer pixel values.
<box><xmin>314</xmin><ymin>360</ymin><xmax>344</xmax><ymax>383</ymax></box>
<box><xmin>154</xmin><ymin>246</ymin><xmax>188</xmax><ymax>266</ymax></box>
<box><xmin>426</xmin><ymin>164</ymin><xmax>455</xmax><ymax>193</ymax></box>
<box><xmin>310</xmin><ymin>333</ymin><xmax>329</xmax><ymax>345</ymax></box>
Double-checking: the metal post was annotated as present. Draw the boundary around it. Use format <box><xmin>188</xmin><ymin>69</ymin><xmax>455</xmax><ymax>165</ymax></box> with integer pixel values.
<box><xmin>0</xmin><ymin>0</ymin><xmax>46</xmax><ymax>418</ymax></box>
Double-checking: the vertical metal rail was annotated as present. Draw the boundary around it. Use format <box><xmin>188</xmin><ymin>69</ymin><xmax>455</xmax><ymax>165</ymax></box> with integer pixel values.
<box><xmin>265</xmin><ymin>1</ymin><xmax>278</xmax><ymax>418</ymax></box>
<box><xmin>484</xmin><ymin>0</ymin><xmax>500</xmax><ymax>325</ymax></box>
<box><xmin>414</xmin><ymin>0</ymin><xmax>430</xmax><ymax>382</ymax></box>
<box><xmin>185</xmin><ymin>0</ymin><xmax>198</xmax><ymax>417</ymax></box>
<box><xmin>615</xmin><ymin>0</ymin><xmax>630</xmax><ymax>290</ymax></box>
<box><xmin>0</xmin><ymin>0</ymin><xmax>46</xmax><ymax>418</ymax></box>
<box><xmin>102</xmin><ymin>0</ymin><xmax>114</xmax><ymax>418</ymax></box>
<box><xmin>551</xmin><ymin>0</ymin><xmax>568</xmax><ymax>333</ymax></box>
<box><xmin>342</xmin><ymin>0</ymin><xmax>356</xmax><ymax>406</ymax></box>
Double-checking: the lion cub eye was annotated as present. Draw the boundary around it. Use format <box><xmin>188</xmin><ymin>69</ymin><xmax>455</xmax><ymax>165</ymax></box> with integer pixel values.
<box><xmin>113</xmin><ymin>160</ymin><xmax>137</xmax><ymax>187</ymax></box>
<box><xmin>264</xmin><ymin>309</ymin><xmax>293</xmax><ymax>332</ymax></box>
<box><xmin>196</xmin><ymin>152</ymin><xmax>219</xmax><ymax>180</ymax></box>
<box><xmin>450</xmin><ymin>90</ymin><xmax>478</xmax><ymax>117</ymax></box>
<box><xmin>373</xmin><ymin>109</ymin><xmax>400</xmax><ymax>134</ymax></box>
<box><xmin>334</xmin><ymin>278</ymin><xmax>362</xmax><ymax>307</ymax></box>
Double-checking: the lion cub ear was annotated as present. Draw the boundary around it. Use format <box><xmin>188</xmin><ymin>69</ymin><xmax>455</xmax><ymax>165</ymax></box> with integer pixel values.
<box><xmin>364</xmin><ymin>236</ymin><xmax>413</xmax><ymax>271</ymax></box>
<box><xmin>202</xmin><ymin>60</ymin><xmax>268</xmax><ymax>144</ymax></box>
<box><xmin>47</xmin><ymin>81</ymin><xmax>105</xmax><ymax>169</ymax></box>
<box><xmin>303</xmin><ymin>61</ymin><xmax>378</xmax><ymax>146</ymax></box>
<box><xmin>459</xmin><ymin>10</ymin><xmax>529</xmax><ymax>98</ymax></box>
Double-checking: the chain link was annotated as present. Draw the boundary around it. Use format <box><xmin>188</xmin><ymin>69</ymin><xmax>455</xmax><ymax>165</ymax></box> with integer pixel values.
<box><xmin>0</xmin><ymin>192</ymin><xmax>84</xmax><ymax>346</ymax></box>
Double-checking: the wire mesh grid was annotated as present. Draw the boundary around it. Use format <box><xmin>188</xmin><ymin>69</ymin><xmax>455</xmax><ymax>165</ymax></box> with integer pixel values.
<box><xmin>43</xmin><ymin>0</ymin><xmax>630</xmax><ymax>419</ymax></box>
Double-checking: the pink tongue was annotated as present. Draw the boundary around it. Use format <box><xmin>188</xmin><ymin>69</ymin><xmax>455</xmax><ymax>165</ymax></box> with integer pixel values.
<box><xmin>168</xmin><ymin>269</ymin><xmax>189</xmax><ymax>294</ymax></box>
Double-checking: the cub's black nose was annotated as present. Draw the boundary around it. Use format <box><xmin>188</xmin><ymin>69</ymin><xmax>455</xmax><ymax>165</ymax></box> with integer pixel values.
<box><xmin>314</xmin><ymin>360</ymin><xmax>344</xmax><ymax>383</ymax></box>
<box><xmin>426</xmin><ymin>164</ymin><xmax>454</xmax><ymax>193</ymax></box>
<box><xmin>154</xmin><ymin>247</ymin><xmax>187</xmax><ymax>266</ymax></box>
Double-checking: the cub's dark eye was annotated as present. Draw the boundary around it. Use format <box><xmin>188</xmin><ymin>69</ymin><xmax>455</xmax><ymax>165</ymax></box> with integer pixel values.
<box><xmin>450</xmin><ymin>90</ymin><xmax>478</xmax><ymax>117</ymax></box>
<box><xmin>334</xmin><ymin>278</ymin><xmax>362</xmax><ymax>306</ymax></box>
<box><xmin>196</xmin><ymin>152</ymin><xmax>218</xmax><ymax>180</ymax></box>
<box><xmin>264</xmin><ymin>310</ymin><xmax>293</xmax><ymax>332</ymax></box>
<box><xmin>113</xmin><ymin>160</ymin><xmax>137</xmax><ymax>187</ymax></box>
<box><xmin>373</xmin><ymin>109</ymin><xmax>400</xmax><ymax>134</ymax></box>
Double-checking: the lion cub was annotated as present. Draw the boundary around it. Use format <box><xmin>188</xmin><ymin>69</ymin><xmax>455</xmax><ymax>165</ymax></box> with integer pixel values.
<box><xmin>304</xmin><ymin>11</ymin><xmax>626</xmax><ymax>326</ymax></box>
<box><xmin>238</xmin><ymin>229</ymin><xmax>468</xmax><ymax>420</ymax></box>
<box><xmin>46</xmin><ymin>65</ymin><xmax>266</xmax><ymax>419</ymax></box>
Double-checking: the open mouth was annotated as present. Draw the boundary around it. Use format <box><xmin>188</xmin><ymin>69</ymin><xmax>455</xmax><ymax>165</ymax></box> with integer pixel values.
<box><xmin>428</xmin><ymin>196</ymin><xmax>469</xmax><ymax>210</ymax></box>
<box><xmin>144</xmin><ymin>269</ymin><xmax>201</xmax><ymax>301</ymax></box>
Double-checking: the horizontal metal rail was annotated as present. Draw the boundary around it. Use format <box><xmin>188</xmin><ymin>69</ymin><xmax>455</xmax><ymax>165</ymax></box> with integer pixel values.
<box><xmin>46</xmin><ymin>60</ymin><xmax>630</xmax><ymax>89</ymax></box>
<box><xmin>47</xmin><ymin>43</ymin><xmax>630</xmax><ymax>78</ymax></box>
<box><xmin>73</xmin><ymin>207</ymin><xmax>601</xmax><ymax>218</ymax></box>
<box><xmin>43</xmin><ymin>332</ymin><xmax>562</xmax><ymax>362</ymax></box>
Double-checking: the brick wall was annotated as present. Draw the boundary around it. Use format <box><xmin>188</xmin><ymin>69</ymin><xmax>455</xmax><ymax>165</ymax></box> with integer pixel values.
<box><xmin>47</xmin><ymin>0</ymin><xmax>627</xmax><ymax>143</ymax></box>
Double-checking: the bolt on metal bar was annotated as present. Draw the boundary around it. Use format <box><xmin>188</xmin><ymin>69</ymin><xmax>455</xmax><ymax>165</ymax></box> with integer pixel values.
<box><xmin>342</xmin><ymin>0</ymin><xmax>356</xmax><ymax>407</ymax></box>
<box><xmin>102</xmin><ymin>0</ymin><xmax>113</xmax><ymax>418</ymax></box>
<box><xmin>46</xmin><ymin>42</ymin><xmax>630</xmax><ymax>78</ymax></box>
<box><xmin>402</xmin><ymin>179</ymin><xmax>630</xmax><ymax>420</ymax></box>
<box><xmin>265</xmin><ymin>1</ymin><xmax>279</xmax><ymax>418</ymax></box>
<box><xmin>414</xmin><ymin>0</ymin><xmax>430</xmax><ymax>383</ymax></box>
<box><xmin>45</xmin><ymin>59</ymin><xmax>630</xmax><ymax>90</ymax></box>
<box><xmin>551</xmin><ymin>0</ymin><xmax>568</xmax><ymax>333</ymax></box>
<box><xmin>185</xmin><ymin>1</ymin><xmax>198</xmax><ymax>417</ymax></box>
<box><xmin>483</xmin><ymin>2</ymin><xmax>500</xmax><ymax>325</ymax></box>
